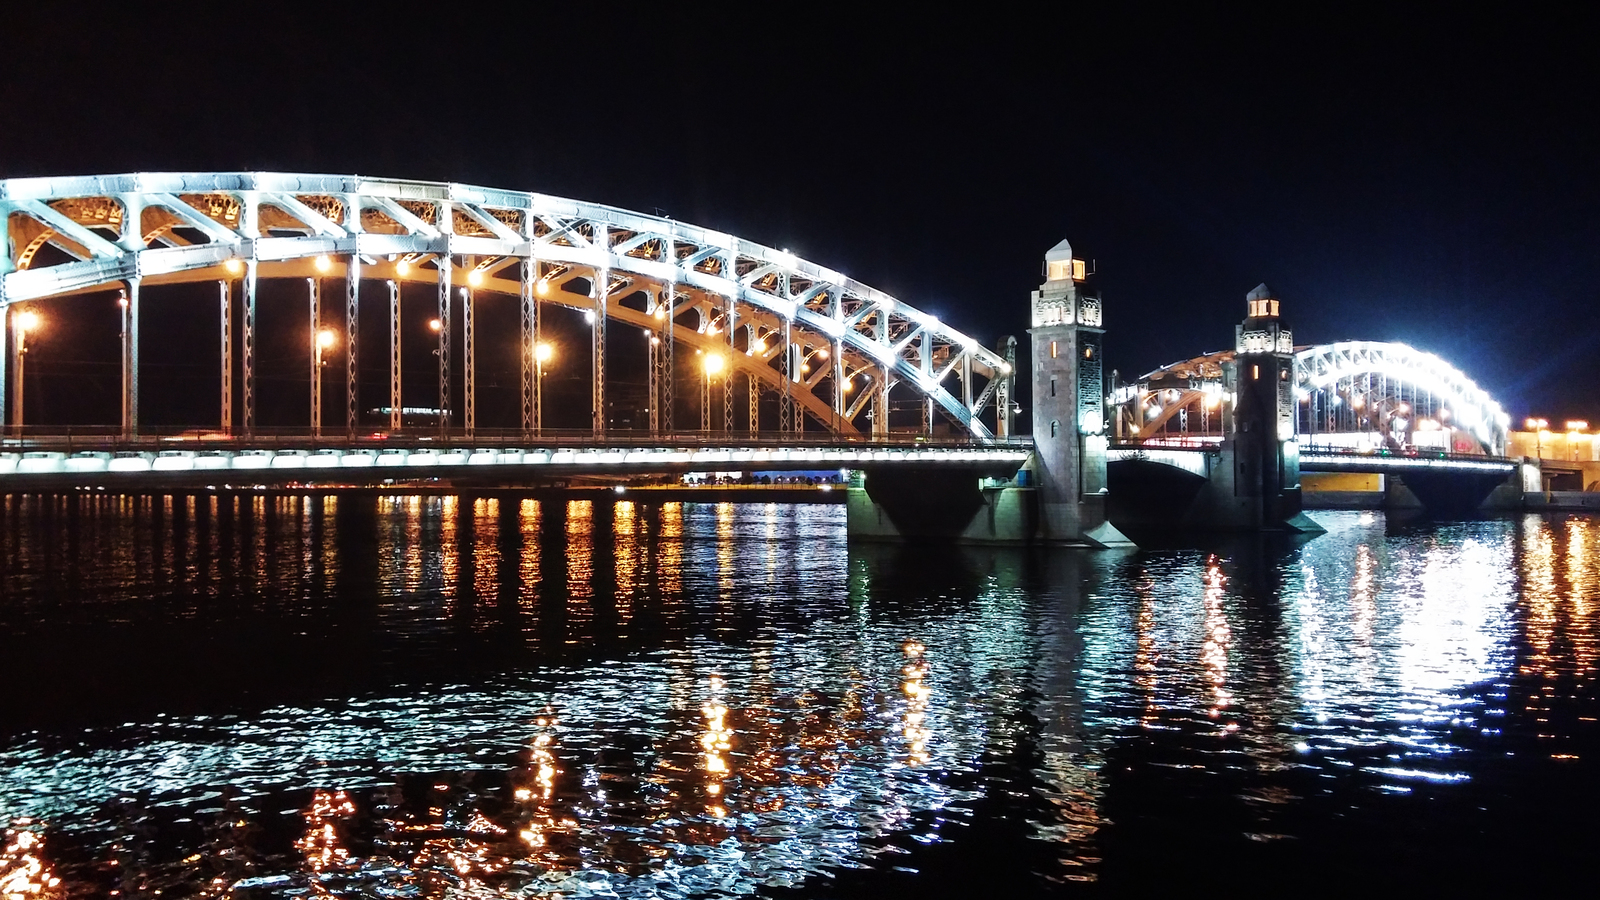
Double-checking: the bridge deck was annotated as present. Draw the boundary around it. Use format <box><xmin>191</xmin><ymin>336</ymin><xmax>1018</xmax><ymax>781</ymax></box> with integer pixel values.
<box><xmin>0</xmin><ymin>431</ymin><xmax>1032</xmax><ymax>488</ymax></box>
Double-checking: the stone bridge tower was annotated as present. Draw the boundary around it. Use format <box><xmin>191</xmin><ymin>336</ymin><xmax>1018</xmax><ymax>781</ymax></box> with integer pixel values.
<box><xmin>1218</xmin><ymin>283</ymin><xmax>1316</xmax><ymax>530</ymax></box>
<box><xmin>1029</xmin><ymin>239</ymin><xmax>1130</xmax><ymax>546</ymax></box>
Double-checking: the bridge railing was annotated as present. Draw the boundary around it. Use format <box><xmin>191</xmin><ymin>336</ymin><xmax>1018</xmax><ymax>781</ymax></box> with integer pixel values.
<box><xmin>1300</xmin><ymin>445</ymin><xmax>1515</xmax><ymax>465</ymax></box>
<box><xmin>0</xmin><ymin>426</ymin><xmax>1036</xmax><ymax>455</ymax></box>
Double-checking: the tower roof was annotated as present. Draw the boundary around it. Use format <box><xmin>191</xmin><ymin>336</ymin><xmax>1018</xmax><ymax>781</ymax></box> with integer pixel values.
<box><xmin>1044</xmin><ymin>237</ymin><xmax>1074</xmax><ymax>262</ymax></box>
<box><xmin>1246</xmin><ymin>282</ymin><xmax>1276</xmax><ymax>302</ymax></box>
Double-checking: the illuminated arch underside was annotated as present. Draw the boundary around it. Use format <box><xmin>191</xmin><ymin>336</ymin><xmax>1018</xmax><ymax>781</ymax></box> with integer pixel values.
<box><xmin>1128</xmin><ymin>341</ymin><xmax>1510</xmax><ymax>453</ymax></box>
<box><xmin>0</xmin><ymin>172</ymin><xmax>1011</xmax><ymax>439</ymax></box>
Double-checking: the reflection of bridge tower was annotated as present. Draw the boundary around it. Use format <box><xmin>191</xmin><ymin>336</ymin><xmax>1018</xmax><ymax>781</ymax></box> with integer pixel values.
<box><xmin>1029</xmin><ymin>240</ymin><xmax>1129</xmax><ymax>546</ymax></box>
<box><xmin>1219</xmin><ymin>284</ymin><xmax>1311</xmax><ymax>529</ymax></box>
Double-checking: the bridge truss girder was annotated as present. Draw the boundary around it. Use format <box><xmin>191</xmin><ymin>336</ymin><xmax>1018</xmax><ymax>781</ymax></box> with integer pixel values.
<box><xmin>0</xmin><ymin>172</ymin><xmax>1013</xmax><ymax>442</ymax></box>
<box><xmin>1116</xmin><ymin>341</ymin><xmax>1510</xmax><ymax>455</ymax></box>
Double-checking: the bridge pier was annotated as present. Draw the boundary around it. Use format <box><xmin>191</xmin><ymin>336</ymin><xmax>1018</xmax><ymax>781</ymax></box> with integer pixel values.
<box><xmin>1108</xmin><ymin>285</ymin><xmax>1323</xmax><ymax>535</ymax></box>
<box><xmin>845</xmin><ymin>239</ymin><xmax>1132</xmax><ymax>547</ymax></box>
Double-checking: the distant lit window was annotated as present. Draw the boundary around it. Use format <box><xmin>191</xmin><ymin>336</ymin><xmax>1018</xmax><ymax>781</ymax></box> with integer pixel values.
<box><xmin>1051</xmin><ymin>340</ymin><xmax>1058</xmax><ymax>359</ymax></box>
<box><xmin>1252</xmin><ymin>364</ymin><xmax>1260</xmax><ymax>380</ymax></box>
<box><xmin>1047</xmin><ymin>260</ymin><xmax>1072</xmax><ymax>281</ymax></box>
<box><xmin>1071</xmin><ymin>259</ymin><xmax>1087</xmax><ymax>281</ymax></box>
<box><xmin>1083</xmin><ymin>345</ymin><xmax>1093</xmax><ymax>359</ymax></box>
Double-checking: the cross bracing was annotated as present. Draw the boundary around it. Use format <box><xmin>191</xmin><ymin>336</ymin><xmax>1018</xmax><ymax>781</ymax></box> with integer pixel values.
<box><xmin>0</xmin><ymin>172</ymin><xmax>1014</xmax><ymax>442</ymax></box>
<box><xmin>1115</xmin><ymin>341</ymin><xmax>1510</xmax><ymax>455</ymax></box>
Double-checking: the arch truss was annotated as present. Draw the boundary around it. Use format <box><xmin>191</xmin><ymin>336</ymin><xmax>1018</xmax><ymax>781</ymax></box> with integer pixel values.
<box><xmin>0</xmin><ymin>172</ymin><xmax>1014</xmax><ymax>442</ymax></box>
<box><xmin>1113</xmin><ymin>341</ymin><xmax>1510</xmax><ymax>455</ymax></box>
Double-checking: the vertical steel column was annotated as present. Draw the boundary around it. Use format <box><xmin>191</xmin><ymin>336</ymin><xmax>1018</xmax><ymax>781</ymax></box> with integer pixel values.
<box><xmin>125</xmin><ymin>278</ymin><xmax>141</xmax><ymax>437</ymax></box>
<box><xmin>345</xmin><ymin>253</ymin><xmax>360</xmax><ymax>434</ymax></box>
<box><xmin>832</xmin><ymin>339</ymin><xmax>845</xmax><ymax>435</ymax></box>
<box><xmin>0</xmin><ymin>310</ymin><xmax>8</xmax><ymax>432</ymax></box>
<box><xmin>648</xmin><ymin>290</ymin><xmax>661</xmax><ymax>435</ymax></box>
<box><xmin>747</xmin><ymin>329</ymin><xmax>760</xmax><ymax>437</ymax></box>
<box><xmin>519</xmin><ymin>257</ymin><xmax>536</xmax><ymax>435</ymax></box>
<box><xmin>243</xmin><ymin>260</ymin><xmax>258</xmax><ymax>436</ymax></box>
<box><xmin>780</xmin><ymin>319</ymin><xmax>796</xmax><ymax>434</ymax></box>
<box><xmin>437</xmin><ymin>256</ymin><xmax>451</xmax><ymax>435</ymax></box>
<box><xmin>722</xmin><ymin>298</ymin><xmax>736</xmax><ymax>434</ymax></box>
<box><xmin>462</xmin><ymin>286</ymin><xmax>475</xmax><ymax>437</ymax></box>
<box><xmin>219</xmin><ymin>281</ymin><xmax>233</xmax><ymax>434</ymax></box>
<box><xmin>388</xmin><ymin>280</ymin><xmax>401</xmax><ymax>432</ymax></box>
<box><xmin>660</xmin><ymin>283</ymin><xmax>675</xmax><ymax>433</ymax></box>
<box><xmin>5</xmin><ymin>312</ymin><xmax>19</xmax><ymax>434</ymax></box>
<box><xmin>873</xmin><ymin>311</ymin><xmax>889</xmax><ymax>437</ymax></box>
<box><xmin>700</xmin><ymin>351</ymin><xmax>711</xmax><ymax>433</ymax></box>
<box><xmin>308</xmin><ymin>278</ymin><xmax>322</xmax><ymax>436</ymax></box>
<box><xmin>592</xmin><ymin>226</ymin><xmax>609</xmax><ymax>437</ymax></box>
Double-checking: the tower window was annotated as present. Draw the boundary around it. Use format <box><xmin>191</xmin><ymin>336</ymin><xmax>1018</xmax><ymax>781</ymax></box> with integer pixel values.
<box><xmin>1051</xmin><ymin>420</ymin><xmax>1060</xmax><ymax>437</ymax></box>
<box><xmin>1071</xmin><ymin>259</ymin><xmax>1087</xmax><ymax>281</ymax></box>
<box><xmin>1252</xmin><ymin>364</ymin><xmax>1260</xmax><ymax>380</ymax></box>
<box><xmin>1050</xmin><ymin>340</ymin><xmax>1058</xmax><ymax>359</ymax></box>
<box><xmin>1050</xmin><ymin>376</ymin><xmax>1057</xmax><ymax>397</ymax></box>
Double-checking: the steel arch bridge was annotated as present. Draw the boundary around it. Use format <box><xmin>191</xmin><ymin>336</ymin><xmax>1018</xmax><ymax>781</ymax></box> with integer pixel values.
<box><xmin>0</xmin><ymin>172</ymin><xmax>1016</xmax><ymax>443</ymax></box>
<box><xmin>1112</xmin><ymin>340</ymin><xmax>1511</xmax><ymax>455</ymax></box>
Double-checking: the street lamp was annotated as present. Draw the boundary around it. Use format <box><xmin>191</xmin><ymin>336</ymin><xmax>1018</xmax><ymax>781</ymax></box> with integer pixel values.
<box><xmin>702</xmin><ymin>351</ymin><xmax>726</xmax><ymax>433</ymax></box>
<box><xmin>535</xmin><ymin>341</ymin><xmax>554</xmax><ymax>436</ymax></box>
<box><xmin>10</xmin><ymin>308</ymin><xmax>40</xmax><ymax>434</ymax></box>
<box><xmin>312</xmin><ymin>327</ymin><xmax>336</xmax><ymax>436</ymax></box>
<box><xmin>1527</xmin><ymin>417</ymin><xmax>1549</xmax><ymax>458</ymax></box>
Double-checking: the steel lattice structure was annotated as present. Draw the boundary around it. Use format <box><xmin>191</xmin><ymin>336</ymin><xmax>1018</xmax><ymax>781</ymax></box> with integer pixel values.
<box><xmin>0</xmin><ymin>172</ymin><xmax>1014</xmax><ymax>441</ymax></box>
<box><xmin>1113</xmin><ymin>340</ymin><xmax>1510</xmax><ymax>455</ymax></box>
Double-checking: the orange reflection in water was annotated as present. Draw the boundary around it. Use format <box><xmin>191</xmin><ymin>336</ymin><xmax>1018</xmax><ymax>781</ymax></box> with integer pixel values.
<box><xmin>702</xmin><ymin>674</ymin><xmax>735</xmax><ymax>817</ymax></box>
<box><xmin>294</xmin><ymin>789</ymin><xmax>356</xmax><ymax>873</ymax></box>
<box><xmin>0</xmin><ymin>824</ymin><xmax>61</xmax><ymax>898</ymax></box>
<box><xmin>1201</xmin><ymin>556</ymin><xmax>1234</xmax><ymax>723</ymax></box>
<box><xmin>902</xmin><ymin>640</ymin><xmax>931</xmax><ymax>766</ymax></box>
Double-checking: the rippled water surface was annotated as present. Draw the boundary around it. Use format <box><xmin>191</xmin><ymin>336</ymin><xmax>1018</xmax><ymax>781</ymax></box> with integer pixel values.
<box><xmin>2</xmin><ymin>495</ymin><xmax>1598</xmax><ymax>896</ymax></box>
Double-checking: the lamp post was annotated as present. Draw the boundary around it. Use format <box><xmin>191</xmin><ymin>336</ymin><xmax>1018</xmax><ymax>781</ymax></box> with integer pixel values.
<box><xmin>702</xmin><ymin>351</ymin><xmax>725</xmax><ymax>433</ymax></box>
<box><xmin>535</xmin><ymin>341</ymin><xmax>553</xmax><ymax>437</ymax></box>
<box><xmin>312</xmin><ymin>327</ymin><xmax>335</xmax><ymax>437</ymax></box>
<box><xmin>1527</xmin><ymin>418</ymin><xmax>1549</xmax><ymax>458</ymax></box>
<box><xmin>10</xmin><ymin>308</ymin><xmax>40</xmax><ymax>435</ymax></box>
<box><xmin>1567</xmin><ymin>421</ymin><xmax>1589</xmax><ymax>461</ymax></box>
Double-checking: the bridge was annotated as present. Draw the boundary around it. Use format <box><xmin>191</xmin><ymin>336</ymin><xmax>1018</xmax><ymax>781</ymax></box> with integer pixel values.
<box><xmin>1</xmin><ymin>172</ymin><xmax>1527</xmax><ymax>541</ymax></box>
<box><xmin>1104</xmin><ymin>308</ymin><xmax>1519</xmax><ymax>524</ymax></box>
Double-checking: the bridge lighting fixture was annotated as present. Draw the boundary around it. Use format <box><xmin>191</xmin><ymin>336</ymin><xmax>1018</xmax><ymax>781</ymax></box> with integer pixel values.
<box><xmin>1526</xmin><ymin>417</ymin><xmax>1548</xmax><ymax>431</ymax></box>
<box><xmin>817</xmin><ymin>347</ymin><xmax>829</xmax><ymax>360</ymax></box>
<box><xmin>396</xmin><ymin>259</ymin><xmax>411</xmax><ymax>276</ymax></box>
<box><xmin>225</xmin><ymin>259</ymin><xmax>243</xmax><ymax>275</ymax></box>
<box><xmin>703</xmin><ymin>353</ymin><xmax>726</xmax><ymax>376</ymax></box>
<box><xmin>314</xmin><ymin>255</ymin><xmax>333</xmax><ymax>273</ymax></box>
<box><xmin>428</xmin><ymin>318</ymin><xmax>442</xmax><ymax>333</ymax></box>
<box><xmin>537</xmin><ymin>278</ymin><xmax>550</xmax><ymax>297</ymax></box>
<box><xmin>467</xmin><ymin>268</ymin><xmax>484</xmax><ymax>287</ymax></box>
<box><xmin>13</xmin><ymin>309</ymin><xmax>40</xmax><ymax>335</ymax></box>
<box><xmin>584</xmin><ymin>309</ymin><xmax>596</xmax><ymax>325</ymax></box>
<box><xmin>317</xmin><ymin>329</ymin><xmax>337</xmax><ymax>350</ymax></box>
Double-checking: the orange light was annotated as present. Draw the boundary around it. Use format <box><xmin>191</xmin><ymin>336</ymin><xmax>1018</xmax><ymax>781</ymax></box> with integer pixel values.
<box><xmin>429</xmin><ymin>318</ymin><xmax>442</xmax><ymax>333</ymax></box>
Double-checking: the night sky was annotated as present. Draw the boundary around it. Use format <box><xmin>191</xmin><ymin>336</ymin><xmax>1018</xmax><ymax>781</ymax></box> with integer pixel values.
<box><xmin>3</xmin><ymin>8</ymin><xmax>1596</xmax><ymax>425</ymax></box>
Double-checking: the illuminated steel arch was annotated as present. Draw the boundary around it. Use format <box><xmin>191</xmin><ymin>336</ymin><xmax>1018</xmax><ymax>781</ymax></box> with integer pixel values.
<box><xmin>1115</xmin><ymin>341</ymin><xmax>1510</xmax><ymax>455</ymax></box>
<box><xmin>0</xmin><ymin>172</ymin><xmax>1013</xmax><ymax>440</ymax></box>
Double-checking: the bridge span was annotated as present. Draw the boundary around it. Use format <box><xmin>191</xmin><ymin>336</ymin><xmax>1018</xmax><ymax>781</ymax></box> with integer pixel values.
<box><xmin>0</xmin><ymin>432</ymin><xmax>1029</xmax><ymax>490</ymax></box>
<box><xmin>2</xmin><ymin>173</ymin><xmax>1533</xmax><ymax>538</ymax></box>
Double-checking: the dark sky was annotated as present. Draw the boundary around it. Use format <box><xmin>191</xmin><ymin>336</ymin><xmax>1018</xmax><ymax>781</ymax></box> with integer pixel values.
<box><xmin>3</xmin><ymin>7</ymin><xmax>1597</xmax><ymax>424</ymax></box>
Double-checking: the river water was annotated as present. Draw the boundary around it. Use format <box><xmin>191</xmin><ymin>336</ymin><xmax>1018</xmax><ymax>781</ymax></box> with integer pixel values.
<box><xmin>0</xmin><ymin>495</ymin><xmax>1596</xmax><ymax>897</ymax></box>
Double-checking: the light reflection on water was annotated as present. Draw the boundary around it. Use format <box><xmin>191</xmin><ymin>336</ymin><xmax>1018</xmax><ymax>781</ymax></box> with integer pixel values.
<box><xmin>1</xmin><ymin>498</ymin><xmax>1598</xmax><ymax>894</ymax></box>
